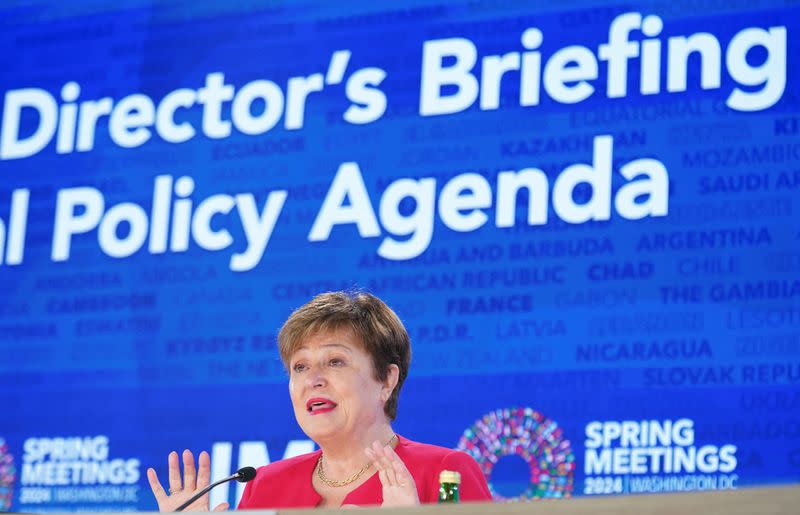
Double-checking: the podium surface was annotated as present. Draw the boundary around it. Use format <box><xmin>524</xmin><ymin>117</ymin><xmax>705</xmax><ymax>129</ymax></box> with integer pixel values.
<box><xmin>276</xmin><ymin>485</ymin><xmax>798</xmax><ymax>514</ymax></box>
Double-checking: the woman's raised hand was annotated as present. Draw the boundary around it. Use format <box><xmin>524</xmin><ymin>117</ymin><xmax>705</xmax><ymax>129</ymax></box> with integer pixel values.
<box><xmin>147</xmin><ymin>450</ymin><xmax>230</xmax><ymax>512</ymax></box>
<box><xmin>365</xmin><ymin>441</ymin><xmax>419</xmax><ymax>507</ymax></box>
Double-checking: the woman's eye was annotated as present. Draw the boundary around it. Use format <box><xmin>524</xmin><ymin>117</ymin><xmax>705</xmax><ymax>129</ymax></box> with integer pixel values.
<box><xmin>292</xmin><ymin>363</ymin><xmax>307</xmax><ymax>372</ymax></box>
<box><xmin>329</xmin><ymin>358</ymin><xmax>344</xmax><ymax>367</ymax></box>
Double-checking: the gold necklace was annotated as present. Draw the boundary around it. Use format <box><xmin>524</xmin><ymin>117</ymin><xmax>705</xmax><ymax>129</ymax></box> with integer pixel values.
<box><xmin>316</xmin><ymin>434</ymin><xmax>397</xmax><ymax>488</ymax></box>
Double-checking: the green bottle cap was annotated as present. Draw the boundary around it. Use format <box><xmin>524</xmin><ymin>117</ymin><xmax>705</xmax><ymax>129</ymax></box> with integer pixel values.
<box><xmin>439</xmin><ymin>470</ymin><xmax>461</xmax><ymax>484</ymax></box>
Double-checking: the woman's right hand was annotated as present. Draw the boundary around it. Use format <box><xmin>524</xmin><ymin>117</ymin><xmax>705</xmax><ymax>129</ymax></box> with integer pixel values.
<box><xmin>147</xmin><ymin>450</ymin><xmax>229</xmax><ymax>512</ymax></box>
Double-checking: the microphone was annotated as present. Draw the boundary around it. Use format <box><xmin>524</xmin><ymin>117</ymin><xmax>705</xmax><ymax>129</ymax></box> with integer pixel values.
<box><xmin>175</xmin><ymin>466</ymin><xmax>257</xmax><ymax>512</ymax></box>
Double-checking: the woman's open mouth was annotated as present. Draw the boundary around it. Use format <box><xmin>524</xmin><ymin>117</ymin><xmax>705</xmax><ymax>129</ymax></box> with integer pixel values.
<box><xmin>306</xmin><ymin>397</ymin><xmax>337</xmax><ymax>415</ymax></box>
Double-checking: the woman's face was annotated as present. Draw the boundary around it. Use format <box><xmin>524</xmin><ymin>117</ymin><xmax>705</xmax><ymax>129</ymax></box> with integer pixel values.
<box><xmin>288</xmin><ymin>326</ymin><xmax>394</xmax><ymax>443</ymax></box>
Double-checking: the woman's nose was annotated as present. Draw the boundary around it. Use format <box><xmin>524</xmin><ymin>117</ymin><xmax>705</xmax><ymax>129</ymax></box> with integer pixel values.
<box><xmin>307</xmin><ymin>367</ymin><xmax>326</xmax><ymax>388</ymax></box>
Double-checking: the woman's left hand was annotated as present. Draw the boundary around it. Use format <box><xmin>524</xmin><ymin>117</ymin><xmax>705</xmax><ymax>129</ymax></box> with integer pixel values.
<box><xmin>365</xmin><ymin>441</ymin><xmax>420</xmax><ymax>507</ymax></box>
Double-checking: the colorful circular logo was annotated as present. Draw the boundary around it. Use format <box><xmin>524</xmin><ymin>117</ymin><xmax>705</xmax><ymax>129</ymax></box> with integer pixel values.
<box><xmin>0</xmin><ymin>437</ymin><xmax>15</xmax><ymax>511</ymax></box>
<box><xmin>457</xmin><ymin>407</ymin><xmax>575</xmax><ymax>501</ymax></box>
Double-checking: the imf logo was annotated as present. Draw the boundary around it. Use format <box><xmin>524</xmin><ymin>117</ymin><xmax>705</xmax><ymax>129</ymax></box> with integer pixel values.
<box><xmin>457</xmin><ymin>407</ymin><xmax>575</xmax><ymax>501</ymax></box>
<box><xmin>0</xmin><ymin>437</ymin><xmax>16</xmax><ymax>511</ymax></box>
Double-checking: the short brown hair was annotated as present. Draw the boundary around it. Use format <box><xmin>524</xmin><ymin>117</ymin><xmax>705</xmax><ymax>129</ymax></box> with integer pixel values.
<box><xmin>278</xmin><ymin>291</ymin><xmax>411</xmax><ymax>420</ymax></box>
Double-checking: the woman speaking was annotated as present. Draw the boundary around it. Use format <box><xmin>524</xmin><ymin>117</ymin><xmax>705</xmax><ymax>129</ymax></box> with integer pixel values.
<box><xmin>147</xmin><ymin>291</ymin><xmax>491</xmax><ymax>509</ymax></box>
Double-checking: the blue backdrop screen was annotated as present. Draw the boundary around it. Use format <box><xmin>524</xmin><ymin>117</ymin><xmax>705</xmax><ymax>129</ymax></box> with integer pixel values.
<box><xmin>0</xmin><ymin>0</ymin><xmax>798</xmax><ymax>511</ymax></box>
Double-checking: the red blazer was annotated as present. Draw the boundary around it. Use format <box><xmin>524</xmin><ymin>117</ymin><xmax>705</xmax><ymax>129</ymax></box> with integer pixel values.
<box><xmin>237</xmin><ymin>435</ymin><xmax>492</xmax><ymax>508</ymax></box>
